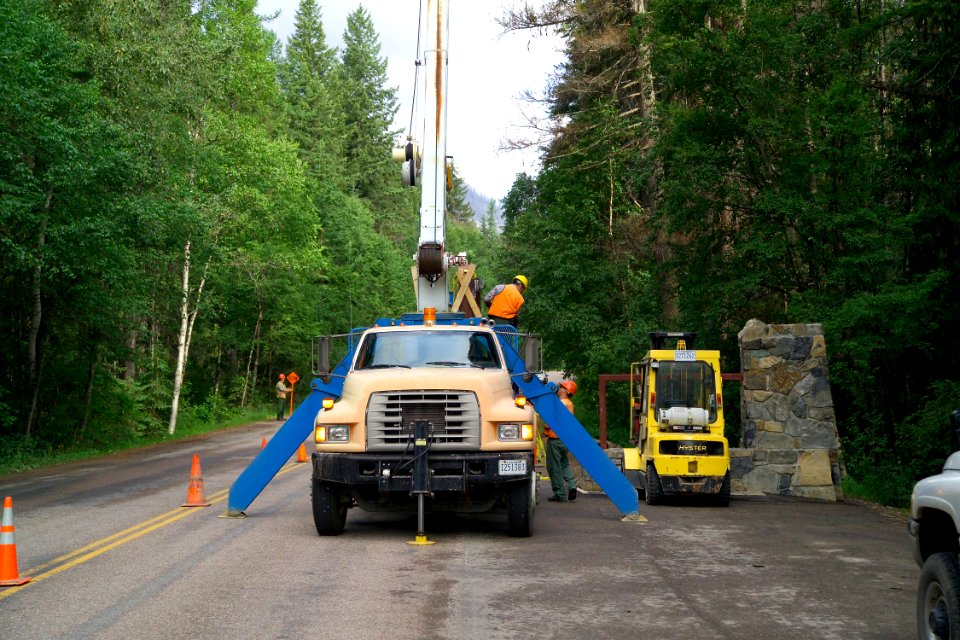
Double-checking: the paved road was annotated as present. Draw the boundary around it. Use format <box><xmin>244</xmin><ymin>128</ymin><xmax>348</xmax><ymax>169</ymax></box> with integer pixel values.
<box><xmin>0</xmin><ymin>420</ymin><xmax>917</xmax><ymax>639</ymax></box>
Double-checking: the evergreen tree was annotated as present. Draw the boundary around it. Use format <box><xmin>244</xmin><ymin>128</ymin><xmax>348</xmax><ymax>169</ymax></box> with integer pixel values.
<box><xmin>446</xmin><ymin>167</ymin><xmax>475</xmax><ymax>225</ymax></box>
<box><xmin>279</xmin><ymin>0</ymin><xmax>345</xmax><ymax>183</ymax></box>
<box><xmin>338</xmin><ymin>6</ymin><xmax>400</xmax><ymax>201</ymax></box>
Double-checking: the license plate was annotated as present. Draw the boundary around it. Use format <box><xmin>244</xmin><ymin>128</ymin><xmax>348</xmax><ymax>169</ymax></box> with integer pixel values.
<box><xmin>499</xmin><ymin>459</ymin><xmax>527</xmax><ymax>476</ymax></box>
<box><xmin>674</xmin><ymin>350</ymin><xmax>696</xmax><ymax>361</ymax></box>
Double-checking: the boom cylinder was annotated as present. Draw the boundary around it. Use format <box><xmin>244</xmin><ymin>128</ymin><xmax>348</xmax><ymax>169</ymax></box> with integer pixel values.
<box><xmin>416</xmin><ymin>0</ymin><xmax>450</xmax><ymax>310</ymax></box>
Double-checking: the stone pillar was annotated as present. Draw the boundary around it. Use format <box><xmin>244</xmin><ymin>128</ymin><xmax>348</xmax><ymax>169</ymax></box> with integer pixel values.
<box><xmin>732</xmin><ymin>319</ymin><xmax>843</xmax><ymax>501</ymax></box>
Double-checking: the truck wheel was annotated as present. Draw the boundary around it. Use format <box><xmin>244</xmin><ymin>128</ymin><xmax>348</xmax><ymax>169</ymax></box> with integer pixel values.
<box><xmin>918</xmin><ymin>552</ymin><xmax>960</xmax><ymax>640</ymax></box>
<box><xmin>506</xmin><ymin>472</ymin><xmax>534</xmax><ymax>537</ymax></box>
<box><xmin>312</xmin><ymin>479</ymin><xmax>347</xmax><ymax>536</ymax></box>
<box><xmin>645</xmin><ymin>463</ymin><xmax>662</xmax><ymax>506</ymax></box>
<box><xmin>714</xmin><ymin>471</ymin><xmax>731</xmax><ymax>507</ymax></box>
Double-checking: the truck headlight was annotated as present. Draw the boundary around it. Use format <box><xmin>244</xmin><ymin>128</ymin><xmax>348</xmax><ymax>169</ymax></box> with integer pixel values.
<box><xmin>498</xmin><ymin>424</ymin><xmax>520</xmax><ymax>440</ymax></box>
<box><xmin>498</xmin><ymin>423</ymin><xmax>535</xmax><ymax>441</ymax></box>
<box><xmin>316</xmin><ymin>425</ymin><xmax>349</xmax><ymax>443</ymax></box>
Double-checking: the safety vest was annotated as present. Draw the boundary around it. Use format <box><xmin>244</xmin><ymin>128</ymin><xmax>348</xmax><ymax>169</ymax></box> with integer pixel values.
<box><xmin>487</xmin><ymin>283</ymin><xmax>524</xmax><ymax>319</ymax></box>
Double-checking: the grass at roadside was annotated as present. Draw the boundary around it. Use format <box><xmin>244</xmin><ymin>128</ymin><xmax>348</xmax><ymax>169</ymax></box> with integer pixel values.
<box><xmin>0</xmin><ymin>406</ymin><xmax>272</xmax><ymax>477</ymax></box>
<box><xmin>841</xmin><ymin>473</ymin><xmax>912</xmax><ymax>511</ymax></box>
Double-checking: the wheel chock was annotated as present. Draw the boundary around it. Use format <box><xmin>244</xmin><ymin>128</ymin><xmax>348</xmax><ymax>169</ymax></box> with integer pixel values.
<box><xmin>620</xmin><ymin>512</ymin><xmax>648</xmax><ymax>523</ymax></box>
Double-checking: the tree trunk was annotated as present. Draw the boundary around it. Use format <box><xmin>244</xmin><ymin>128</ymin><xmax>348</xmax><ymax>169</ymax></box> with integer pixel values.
<box><xmin>213</xmin><ymin>327</ymin><xmax>222</xmax><ymax>398</ymax></box>
<box><xmin>169</xmin><ymin>240</ymin><xmax>192</xmax><ymax>435</ymax></box>
<box><xmin>26</xmin><ymin>185</ymin><xmax>53</xmax><ymax>438</ymax></box>
<box><xmin>124</xmin><ymin>327</ymin><xmax>138</xmax><ymax>381</ymax></box>
<box><xmin>241</xmin><ymin>303</ymin><xmax>263</xmax><ymax>407</ymax></box>
<box><xmin>169</xmin><ymin>241</ymin><xmax>211</xmax><ymax>435</ymax></box>
<box><xmin>79</xmin><ymin>349</ymin><xmax>98</xmax><ymax>442</ymax></box>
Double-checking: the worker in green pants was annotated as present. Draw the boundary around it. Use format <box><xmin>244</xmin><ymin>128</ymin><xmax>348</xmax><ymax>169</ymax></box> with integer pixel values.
<box><xmin>544</xmin><ymin>380</ymin><xmax>578</xmax><ymax>502</ymax></box>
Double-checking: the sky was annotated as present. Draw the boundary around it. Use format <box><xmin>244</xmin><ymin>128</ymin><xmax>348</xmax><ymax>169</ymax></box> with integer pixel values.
<box><xmin>255</xmin><ymin>1</ymin><xmax>566</xmax><ymax>201</ymax></box>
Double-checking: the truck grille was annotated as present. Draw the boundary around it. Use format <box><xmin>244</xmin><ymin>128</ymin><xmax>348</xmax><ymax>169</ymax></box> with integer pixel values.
<box><xmin>366</xmin><ymin>390</ymin><xmax>481</xmax><ymax>451</ymax></box>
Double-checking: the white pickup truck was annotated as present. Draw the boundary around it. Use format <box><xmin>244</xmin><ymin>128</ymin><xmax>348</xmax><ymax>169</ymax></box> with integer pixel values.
<box><xmin>909</xmin><ymin>410</ymin><xmax>960</xmax><ymax>639</ymax></box>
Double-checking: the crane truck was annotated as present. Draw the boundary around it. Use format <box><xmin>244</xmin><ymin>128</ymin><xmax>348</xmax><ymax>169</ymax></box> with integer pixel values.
<box><xmin>622</xmin><ymin>332</ymin><xmax>731</xmax><ymax>506</ymax></box>
<box><xmin>223</xmin><ymin>0</ymin><xmax>640</xmax><ymax>538</ymax></box>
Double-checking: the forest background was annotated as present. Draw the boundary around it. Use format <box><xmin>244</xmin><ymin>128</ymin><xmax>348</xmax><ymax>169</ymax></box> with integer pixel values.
<box><xmin>1</xmin><ymin>0</ymin><xmax>957</xmax><ymax>507</ymax></box>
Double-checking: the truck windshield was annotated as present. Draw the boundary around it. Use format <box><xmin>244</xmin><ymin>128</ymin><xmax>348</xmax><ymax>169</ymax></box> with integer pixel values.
<box><xmin>655</xmin><ymin>361</ymin><xmax>717</xmax><ymax>422</ymax></box>
<box><xmin>354</xmin><ymin>330</ymin><xmax>502</xmax><ymax>370</ymax></box>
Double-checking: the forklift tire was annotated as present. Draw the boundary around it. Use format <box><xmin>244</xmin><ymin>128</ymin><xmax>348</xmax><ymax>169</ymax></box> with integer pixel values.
<box><xmin>506</xmin><ymin>472</ymin><xmax>534</xmax><ymax>537</ymax></box>
<box><xmin>645</xmin><ymin>463</ymin><xmax>663</xmax><ymax>505</ymax></box>
<box><xmin>312</xmin><ymin>478</ymin><xmax>347</xmax><ymax>536</ymax></box>
<box><xmin>714</xmin><ymin>471</ymin><xmax>731</xmax><ymax>507</ymax></box>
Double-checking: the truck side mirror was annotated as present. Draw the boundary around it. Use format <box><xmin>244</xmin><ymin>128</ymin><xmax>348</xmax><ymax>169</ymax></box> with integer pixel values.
<box><xmin>522</xmin><ymin>334</ymin><xmax>541</xmax><ymax>382</ymax></box>
<box><xmin>315</xmin><ymin>336</ymin><xmax>331</xmax><ymax>383</ymax></box>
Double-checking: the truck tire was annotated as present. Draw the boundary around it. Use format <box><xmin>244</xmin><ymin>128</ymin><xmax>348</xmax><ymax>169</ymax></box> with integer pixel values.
<box><xmin>645</xmin><ymin>463</ymin><xmax>663</xmax><ymax>506</ymax></box>
<box><xmin>714</xmin><ymin>471</ymin><xmax>731</xmax><ymax>507</ymax></box>
<box><xmin>312</xmin><ymin>479</ymin><xmax>347</xmax><ymax>536</ymax></box>
<box><xmin>918</xmin><ymin>552</ymin><xmax>960</xmax><ymax>640</ymax></box>
<box><xmin>506</xmin><ymin>472</ymin><xmax>534</xmax><ymax>537</ymax></box>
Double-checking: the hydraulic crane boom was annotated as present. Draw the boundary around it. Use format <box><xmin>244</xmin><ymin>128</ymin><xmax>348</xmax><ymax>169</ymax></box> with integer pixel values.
<box><xmin>414</xmin><ymin>0</ymin><xmax>450</xmax><ymax>312</ymax></box>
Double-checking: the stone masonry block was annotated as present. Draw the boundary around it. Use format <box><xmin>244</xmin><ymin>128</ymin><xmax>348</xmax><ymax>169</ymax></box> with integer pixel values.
<box><xmin>743</xmin><ymin>369</ymin><xmax>767</xmax><ymax>390</ymax></box>
<box><xmin>743</xmin><ymin>389</ymin><xmax>774</xmax><ymax>403</ymax></box>
<box><xmin>757</xmin><ymin>431</ymin><xmax>798</xmax><ymax>449</ymax></box>
<box><xmin>791</xmin><ymin>336</ymin><xmax>813</xmax><ymax>361</ymax></box>
<box><xmin>811</xmin><ymin>334</ymin><xmax>827</xmax><ymax>358</ymax></box>
<box><xmin>768</xmin><ymin>449</ymin><xmax>799</xmax><ymax>465</ymax></box>
<box><xmin>810</xmin><ymin>377</ymin><xmax>834</xmax><ymax>408</ymax></box>
<box><xmin>769</xmin><ymin>336</ymin><xmax>796</xmax><ymax>358</ymax></box>
<box><xmin>800</xmin><ymin>422</ymin><xmax>840</xmax><ymax>449</ymax></box>
<box><xmin>738</xmin><ymin>319</ymin><xmax>768</xmax><ymax>350</ymax></box>
<box><xmin>770</xmin><ymin>363</ymin><xmax>804</xmax><ymax>395</ymax></box>
<box><xmin>795</xmin><ymin>449</ymin><xmax>833</xmax><ymax>485</ymax></box>
<box><xmin>756</xmin><ymin>420</ymin><xmax>784</xmax><ymax>433</ymax></box>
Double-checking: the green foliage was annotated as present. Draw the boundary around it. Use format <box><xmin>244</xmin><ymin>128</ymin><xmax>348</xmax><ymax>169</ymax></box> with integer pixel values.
<box><xmin>499</xmin><ymin>0</ymin><xmax>960</xmax><ymax>507</ymax></box>
<box><xmin>338</xmin><ymin>6</ymin><xmax>400</xmax><ymax>204</ymax></box>
<box><xmin>0</xmin><ymin>0</ymin><xmax>414</xmax><ymax>455</ymax></box>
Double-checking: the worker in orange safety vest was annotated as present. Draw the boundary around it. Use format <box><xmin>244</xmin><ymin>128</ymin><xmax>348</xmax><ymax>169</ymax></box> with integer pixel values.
<box><xmin>544</xmin><ymin>379</ymin><xmax>578</xmax><ymax>502</ymax></box>
<box><xmin>484</xmin><ymin>274</ymin><xmax>528</xmax><ymax>327</ymax></box>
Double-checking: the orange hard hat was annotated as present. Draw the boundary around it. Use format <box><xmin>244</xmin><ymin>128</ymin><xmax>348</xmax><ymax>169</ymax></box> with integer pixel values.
<box><xmin>278</xmin><ymin>373</ymin><xmax>286</xmax><ymax>380</ymax></box>
<box><xmin>559</xmin><ymin>380</ymin><xmax>577</xmax><ymax>396</ymax></box>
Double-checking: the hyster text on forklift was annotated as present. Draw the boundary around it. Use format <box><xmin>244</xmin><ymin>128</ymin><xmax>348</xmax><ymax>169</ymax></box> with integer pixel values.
<box><xmin>622</xmin><ymin>331</ymin><xmax>731</xmax><ymax>506</ymax></box>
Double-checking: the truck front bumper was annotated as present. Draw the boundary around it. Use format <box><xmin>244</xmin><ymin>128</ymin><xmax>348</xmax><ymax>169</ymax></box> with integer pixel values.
<box><xmin>312</xmin><ymin>450</ymin><xmax>533</xmax><ymax>493</ymax></box>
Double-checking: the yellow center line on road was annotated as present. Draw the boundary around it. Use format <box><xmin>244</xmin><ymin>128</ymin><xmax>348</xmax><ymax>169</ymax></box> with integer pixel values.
<box><xmin>0</xmin><ymin>462</ymin><xmax>307</xmax><ymax>600</ymax></box>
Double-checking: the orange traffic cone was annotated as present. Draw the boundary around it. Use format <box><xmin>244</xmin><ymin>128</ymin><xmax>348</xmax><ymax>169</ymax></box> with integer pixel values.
<box><xmin>182</xmin><ymin>454</ymin><xmax>210</xmax><ymax>507</ymax></box>
<box><xmin>296</xmin><ymin>442</ymin><xmax>308</xmax><ymax>463</ymax></box>
<box><xmin>261</xmin><ymin>437</ymin><xmax>267</xmax><ymax>449</ymax></box>
<box><xmin>0</xmin><ymin>496</ymin><xmax>31</xmax><ymax>586</ymax></box>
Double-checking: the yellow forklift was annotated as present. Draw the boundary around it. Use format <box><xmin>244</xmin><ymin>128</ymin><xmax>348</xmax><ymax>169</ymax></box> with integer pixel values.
<box><xmin>622</xmin><ymin>332</ymin><xmax>730</xmax><ymax>506</ymax></box>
